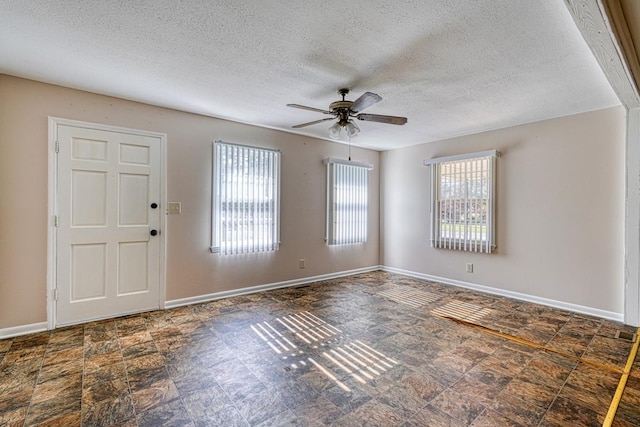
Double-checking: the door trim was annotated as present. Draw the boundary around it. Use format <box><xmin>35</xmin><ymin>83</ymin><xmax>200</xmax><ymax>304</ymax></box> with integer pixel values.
<box><xmin>47</xmin><ymin>117</ymin><xmax>167</xmax><ymax>329</ymax></box>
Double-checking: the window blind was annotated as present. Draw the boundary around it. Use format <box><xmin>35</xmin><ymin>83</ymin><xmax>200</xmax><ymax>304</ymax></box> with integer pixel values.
<box><xmin>324</xmin><ymin>158</ymin><xmax>372</xmax><ymax>245</ymax></box>
<box><xmin>212</xmin><ymin>141</ymin><xmax>280</xmax><ymax>254</ymax></box>
<box><xmin>424</xmin><ymin>150</ymin><xmax>498</xmax><ymax>253</ymax></box>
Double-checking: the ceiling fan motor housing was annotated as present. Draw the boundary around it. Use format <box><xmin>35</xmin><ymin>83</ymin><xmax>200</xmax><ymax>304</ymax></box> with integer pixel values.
<box><xmin>329</xmin><ymin>100</ymin><xmax>353</xmax><ymax>125</ymax></box>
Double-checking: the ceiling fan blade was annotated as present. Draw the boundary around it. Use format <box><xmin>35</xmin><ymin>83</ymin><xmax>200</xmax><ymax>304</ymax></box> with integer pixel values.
<box><xmin>286</xmin><ymin>104</ymin><xmax>332</xmax><ymax>114</ymax></box>
<box><xmin>350</xmin><ymin>92</ymin><xmax>382</xmax><ymax>112</ymax></box>
<box><xmin>292</xmin><ymin>117</ymin><xmax>336</xmax><ymax>128</ymax></box>
<box><xmin>356</xmin><ymin>113</ymin><xmax>407</xmax><ymax>125</ymax></box>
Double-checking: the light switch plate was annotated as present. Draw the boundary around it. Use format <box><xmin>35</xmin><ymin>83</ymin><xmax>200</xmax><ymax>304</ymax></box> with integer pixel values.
<box><xmin>168</xmin><ymin>202</ymin><xmax>181</xmax><ymax>214</ymax></box>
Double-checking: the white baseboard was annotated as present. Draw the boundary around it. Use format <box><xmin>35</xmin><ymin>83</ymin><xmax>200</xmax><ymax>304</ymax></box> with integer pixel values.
<box><xmin>381</xmin><ymin>266</ymin><xmax>624</xmax><ymax>322</ymax></box>
<box><xmin>3</xmin><ymin>265</ymin><xmax>623</xmax><ymax>339</ymax></box>
<box><xmin>165</xmin><ymin>265</ymin><xmax>382</xmax><ymax>309</ymax></box>
<box><xmin>0</xmin><ymin>322</ymin><xmax>48</xmax><ymax>340</ymax></box>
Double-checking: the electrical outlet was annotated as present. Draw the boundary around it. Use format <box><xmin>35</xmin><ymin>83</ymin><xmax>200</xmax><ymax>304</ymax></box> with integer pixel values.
<box><xmin>299</xmin><ymin>259</ymin><xmax>306</xmax><ymax>269</ymax></box>
<box><xmin>465</xmin><ymin>263</ymin><xmax>473</xmax><ymax>273</ymax></box>
<box><xmin>167</xmin><ymin>202</ymin><xmax>181</xmax><ymax>214</ymax></box>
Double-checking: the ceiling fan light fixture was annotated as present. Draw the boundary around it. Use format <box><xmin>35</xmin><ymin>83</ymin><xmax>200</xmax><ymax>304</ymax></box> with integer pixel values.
<box><xmin>328</xmin><ymin>122</ymin><xmax>342</xmax><ymax>140</ymax></box>
<box><xmin>346</xmin><ymin>120</ymin><xmax>360</xmax><ymax>138</ymax></box>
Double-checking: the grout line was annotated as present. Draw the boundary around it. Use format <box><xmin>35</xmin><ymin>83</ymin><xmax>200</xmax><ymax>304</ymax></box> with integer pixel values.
<box><xmin>602</xmin><ymin>326</ymin><xmax>640</xmax><ymax>427</ymax></box>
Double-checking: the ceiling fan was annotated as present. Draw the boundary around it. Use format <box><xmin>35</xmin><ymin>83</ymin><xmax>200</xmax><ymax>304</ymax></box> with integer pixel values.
<box><xmin>287</xmin><ymin>88</ymin><xmax>407</xmax><ymax>139</ymax></box>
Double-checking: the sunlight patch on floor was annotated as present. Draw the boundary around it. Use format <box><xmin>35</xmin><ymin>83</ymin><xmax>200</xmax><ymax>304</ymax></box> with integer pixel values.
<box><xmin>430</xmin><ymin>300</ymin><xmax>493</xmax><ymax>322</ymax></box>
<box><xmin>377</xmin><ymin>286</ymin><xmax>441</xmax><ymax>308</ymax></box>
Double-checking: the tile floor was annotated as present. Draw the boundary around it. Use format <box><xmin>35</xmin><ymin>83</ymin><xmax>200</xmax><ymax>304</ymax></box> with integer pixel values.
<box><xmin>0</xmin><ymin>271</ymin><xmax>639</xmax><ymax>426</ymax></box>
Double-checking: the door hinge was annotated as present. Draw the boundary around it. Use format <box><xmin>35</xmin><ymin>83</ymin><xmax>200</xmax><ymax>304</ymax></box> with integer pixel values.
<box><xmin>54</xmin><ymin>215</ymin><xmax>59</xmax><ymax>227</ymax></box>
<box><xmin>53</xmin><ymin>289</ymin><xmax>58</xmax><ymax>301</ymax></box>
<box><xmin>55</xmin><ymin>141</ymin><xmax>60</xmax><ymax>153</ymax></box>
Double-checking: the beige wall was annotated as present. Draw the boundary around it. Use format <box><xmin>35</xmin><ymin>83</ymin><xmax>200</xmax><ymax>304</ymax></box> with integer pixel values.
<box><xmin>0</xmin><ymin>75</ymin><xmax>380</xmax><ymax>329</ymax></box>
<box><xmin>0</xmin><ymin>73</ymin><xmax>627</xmax><ymax>330</ymax></box>
<box><xmin>381</xmin><ymin>107</ymin><xmax>626</xmax><ymax>314</ymax></box>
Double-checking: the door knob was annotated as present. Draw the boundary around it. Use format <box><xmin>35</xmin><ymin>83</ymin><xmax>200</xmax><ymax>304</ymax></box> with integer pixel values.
<box><xmin>150</xmin><ymin>203</ymin><xmax>158</xmax><ymax>209</ymax></box>
<box><xmin>150</xmin><ymin>229</ymin><xmax>158</xmax><ymax>236</ymax></box>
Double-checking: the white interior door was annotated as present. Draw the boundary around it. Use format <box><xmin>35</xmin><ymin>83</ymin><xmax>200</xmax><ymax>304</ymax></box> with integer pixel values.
<box><xmin>55</xmin><ymin>123</ymin><xmax>162</xmax><ymax>325</ymax></box>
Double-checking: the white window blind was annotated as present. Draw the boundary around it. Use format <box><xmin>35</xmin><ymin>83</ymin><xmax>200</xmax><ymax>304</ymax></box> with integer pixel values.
<box><xmin>212</xmin><ymin>141</ymin><xmax>280</xmax><ymax>254</ymax></box>
<box><xmin>424</xmin><ymin>150</ymin><xmax>498</xmax><ymax>253</ymax></box>
<box><xmin>324</xmin><ymin>158</ymin><xmax>372</xmax><ymax>245</ymax></box>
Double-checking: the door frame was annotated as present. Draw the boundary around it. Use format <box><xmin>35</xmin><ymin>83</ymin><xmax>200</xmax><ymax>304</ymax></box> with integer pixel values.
<box><xmin>47</xmin><ymin>117</ymin><xmax>167</xmax><ymax>329</ymax></box>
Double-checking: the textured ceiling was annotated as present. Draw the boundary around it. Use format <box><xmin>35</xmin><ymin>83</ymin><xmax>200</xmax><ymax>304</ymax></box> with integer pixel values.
<box><xmin>0</xmin><ymin>0</ymin><xmax>621</xmax><ymax>150</ymax></box>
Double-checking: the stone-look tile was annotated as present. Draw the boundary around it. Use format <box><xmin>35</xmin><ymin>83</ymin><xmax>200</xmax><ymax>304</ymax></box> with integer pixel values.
<box><xmin>2</xmin><ymin>346</ymin><xmax>46</xmax><ymax>365</ymax></box>
<box><xmin>137</xmin><ymin>398</ymin><xmax>193</xmax><ymax>427</ymax></box>
<box><xmin>378</xmin><ymin>381</ymin><xmax>428</xmax><ymax>419</ymax></box>
<box><xmin>42</xmin><ymin>346</ymin><xmax>83</xmax><ymax>367</ymax></box>
<box><xmin>83</xmin><ymin>377</ymin><xmax>130</xmax><ymax>405</ymax></box>
<box><xmin>0</xmin><ymin>404</ymin><xmax>28</xmax><ymax>427</ymax></box>
<box><xmin>293</xmin><ymin>396</ymin><xmax>343</xmax><ymax>425</ymax></box>
<box><xmin>131</xmin><ymin>377</ymin><xmax>180</xmax><ymax>413</ymax></box>
<box><xmin>403</xmin><ymin>404</ymin><xmax>467</xmax><ymax>427</ymax></box>
<box><xmin>582</xmin><ymin>335</ymin><xmax>632</xmax><ymax>370</ymax></box>
<box><xmin>0</xmin><ymin>340</ymin><xmax>13</xmax><ymax>353</ymax></box>
<box><xmin>181</xmin><ymin>386</ymin><xmax>247</xmax><ymax>426</ymax></box>
<box><xmin>234</xmin><ymin>388</ymin><xmax>289</xmax><ymax>425</ymax></box>
<box><xmin>38</xmin><ymin>358</ymin><xmax>83</xmax><ymax>383</ymax></box>
<box><xmin>31</xmin><ymin>373</ymin><xmax>82</xmax><ymax>403</ymax></box>
<box><xmin>558</xmin><ymin>362</ymin><xmax>619</xmax><ymax>413</ymax></box>
<box><xmin>615</xmin><ymin>394</ymin><xmax>640</xmax><ymax>426</ymax></box>
<box><xmin>275</xmin><ymin>378</ymin><xmax>320</xmax><ymax>409</ymax></box>
<box><xmin>523</xmin><ymin>354</ymin><xmax>573</xmax><ymax>389</ymax></box>
<box><xmin>541</xmin><ymin>396</ymin><xmax>603</xmax><ymax>427</ymax></box>
<box><xmin>82</xmin><ymin>395</ymin><xmax>136</xmax><ymax>426</ymax></box>
<box><xmin>0</xmin><ymin>370</ymin><xmax>37</xmax><ymax>397</ymax></box>
<box><xmin>496</xmin><ymin>377</ymin><xmax>558</xmax><ymax>410</ymax></box>
<box><xmin>24</xmin><ymin>393</ymin><xmax>81</xmax><ymax>426</ymax></box>
<box><xmin>421</xmin><ymin>352</ymin><xmax>476</xmax><ymax>387</ymax></box>
<box><xmin>129</xmin><ymin>366</ymin><xmax>169</xmax><ymax>394</ymax></box>
<box><xmin>84</xmin><ymin>361</ymin><xmax>128</xmax><ymax>387</ymax></box>
<box><xmin>84</xmin><ymin>338</ymin><xmax>120</xmax><ymax>356</ymax></box>
<box><xmin>0</xmin><ymin>385</ymin><xmax>34</xmax><ymax>415</ymax></box>
<box><xmin>11</xmin><ymin>332</ymin><xmax>50</xmax><ymax>350</ymax></box>
<box><xmin>119</xmin><ymin>330</ymin><xmax>153</xmax><ymax>348</ymax></box>
<box><xmin>488</xmin><ymin>392</ymin><xmax>547</xmax><ymax>427</ymax></box>
<box><xmin>400</xmin><ymin>371</ymin><xmax>445</xmax><ymax>402</ymax></box>
<box><xmin>430</xmin><ymin>388</ymin><xmax>485</xmax><ymax>424</ymax></box>
<box><xmin>256</xmin><ymin>409</ymin><xmax>304</xmax><ymax>427</ymax></box>
<box><xmin>471</xmin><ymin>409</ymin><xmax>526</xmax><ymax>426</ymax></box>
<box><xmin>169</xmin><ymin>365</ymin><xmax>218</xmax><ymax>396</ymax></box>
<box><xmin>337</xmin><ymin>398</ymin><xmax>405</xmax><ymax>427</ymax></box>
<box><xmin>29</xmin><ymin>412</ymin><xmax>81</xmax><ymax>427</ymax></box>
<box><xmin>84</xmin><ymin>350</ymin><xmax>124</xmax><ymax>372</ymax></box>
<box><xmin>125</xmin><ymin>352</ymin><xmax>165</xmax><ymax>376</ymax></box>
<box><xmin>322</xmin><ymin>380</ymin><xmax>372</xmax><ymax>414</ymax></box>
<box><xmin>1</xmin><ymin>271</ymin><xmax>638</xmax><ymax>427</ymax></box>
<box><xmin>450</xmin><ymin>374</ymin><xmax>504</xmax><ymax>406</ymax></box>
<box><xmin>545</xmin><ymin>334</ymin><xmax>591</xmax><ymax>357</ymax></box>
<box><xmin>85</xmin><ymin>328</ymin><xmax>118</xmax><ymax>344</ymax></box>
<box><xmin>122</xmin><ymin>340</ymin><xmax>159</xmax><ymax>360</ymax></box>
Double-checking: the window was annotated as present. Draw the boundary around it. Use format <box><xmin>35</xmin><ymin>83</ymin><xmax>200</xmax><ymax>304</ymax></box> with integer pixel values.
<box><xmin>424</xmin><ymin>150</ymin><xmax>498</xmax><ymax>253</ymax></box>
<box><xmin>324</xmin><ymin>157</ymin><xmax>372</xmax><ymax>245</ymax></box>
<box><xmin>212</xmin><ymin>141</ymin><xmax>280</xmax><ymax>254</ymax></box>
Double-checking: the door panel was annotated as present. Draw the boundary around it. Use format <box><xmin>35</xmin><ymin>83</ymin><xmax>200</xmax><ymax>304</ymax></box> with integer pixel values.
<box><xmin>72</xmin><ymin>170</ymin><xmax>107</xmax><ymax>226</ymax></box>
<box><xmin>118</xmin><ymin>242</ymin><xmax>148</xmax><ymax>295</ymax></box>
<box><xmin>119</xmin><ymin>174</ymin><xmax>149</xmax><ymax>225</ymax></box>
<box><xmin>71</xmin><ymin>243</ymin><xmax>107</xmax><ymax>301</ymax></box>
<box><xmin>56</xmin><ymin>124</ymin><xmax>161</xmax><ymax>325</ymax></box>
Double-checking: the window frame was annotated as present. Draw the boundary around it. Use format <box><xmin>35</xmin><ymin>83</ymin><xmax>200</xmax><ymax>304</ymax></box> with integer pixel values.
<box><xmin>424</xmin><ymin>150</ymin><xmax>498</xmax><ymax>253</ymax></box>
<box><xmin>211</xmin><ymin>140</ymin><xmax>281</xmax><ymax>255</ymax></box>
<box><xmin>324</xmin><ymin>157</ymin><xmax>372</xmax><ymax>246</ymax></box>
